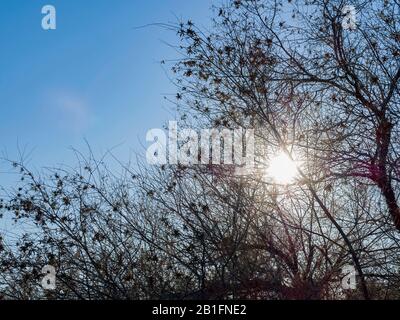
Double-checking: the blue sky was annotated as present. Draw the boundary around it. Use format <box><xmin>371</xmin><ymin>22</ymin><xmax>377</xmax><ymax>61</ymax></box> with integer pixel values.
<box><xmin>0</xmin><ymin>0</ymin><xmax>214</xmax><ymax>185</ymax></box>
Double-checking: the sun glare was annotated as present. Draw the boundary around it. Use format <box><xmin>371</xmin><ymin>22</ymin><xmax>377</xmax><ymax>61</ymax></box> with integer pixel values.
<box><xmin>267</xmin><ymin>151</ymin><xmax>299</xmax><ymax>185</ymax></box>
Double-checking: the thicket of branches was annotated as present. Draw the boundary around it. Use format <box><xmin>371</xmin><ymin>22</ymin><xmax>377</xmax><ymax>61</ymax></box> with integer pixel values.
<box><xmin>1</xmin><ymin>0</ymin><xmax>400</xmax><ymax>299</ymax></box>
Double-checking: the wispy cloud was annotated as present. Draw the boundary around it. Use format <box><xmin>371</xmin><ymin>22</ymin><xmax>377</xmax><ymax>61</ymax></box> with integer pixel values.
<box><xmin>43</xmin><ymin>90</ymin><xmax>91</xmax><ymax>134</ymax></box>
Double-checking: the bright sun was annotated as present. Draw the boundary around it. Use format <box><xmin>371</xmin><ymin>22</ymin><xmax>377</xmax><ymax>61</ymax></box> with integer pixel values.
<box><xmin>266</xmin><ymin>151</ymin><xmax>299</xmax><ymax>185</ymax></box>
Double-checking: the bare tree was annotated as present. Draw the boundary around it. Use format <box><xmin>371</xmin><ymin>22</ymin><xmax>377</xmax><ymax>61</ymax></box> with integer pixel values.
<box><xmin>1</xmin><ymin>0</ymin><xmax>400</xmax><ymax>300</ymax></box>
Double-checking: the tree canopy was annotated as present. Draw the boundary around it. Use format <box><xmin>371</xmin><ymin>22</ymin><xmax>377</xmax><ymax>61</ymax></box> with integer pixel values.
<box><xmin>1</xmin><ymin>0</ymin><xmax>400</xmax><ymax>300</ymax></box>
